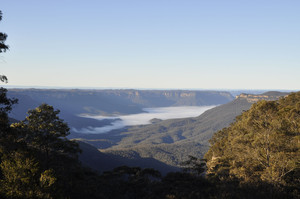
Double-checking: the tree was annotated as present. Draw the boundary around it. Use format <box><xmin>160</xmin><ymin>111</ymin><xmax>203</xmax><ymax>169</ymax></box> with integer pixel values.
<box><xmin>0</xmin><ymin>10</ymin><xmax>13</xmax><ymax>135</ymax></box>
<box><xmin>0</xmin><ymin>10</ymin><xmax>9</xmax><ymax>82</ymax></box>
<box><xmin>0</xmin><ymin>150</ymin><xmax>56</xmax><ymax>199</ymax></box>
<box><xmin>205</xmin><ymin>92</ymin><xmax>300</xmax><ymax>188</ymax></box>
<box><xmin>0</xmin><ymin>11</ymin><xmax>8</xmax><ymax>53</ymax></box>
<box><xmin>0</xmin><ymin>9</ymin><xmax>18</xmax><ymax>161</ymax></box>
<box><xmin>181</xmin><ymin>155</ymin><xmax>206</xmax><ymax>176</ymax></box>
<box><xmin>11</xmin><ymin>104</ymin><xmax>81</xmax><ymax>169</ymax></box>
<box><xmin>7</xmin><ymin>104</ymin><xmax>82</xmax><ymax>198</ymax></box>
<box><xmin>0</xmin><ymin>88</ymin><xmax>18</xmax><ymax>155</ymax></box>
<box><xmin>0</xmin><ymin>11</ymin><xmax>91</xmax><ymax>199</ymax></box>
<box><xmin>0</xmin><ymin>10</ymin><xmax>15</xmax><ymax>142</ymax></box>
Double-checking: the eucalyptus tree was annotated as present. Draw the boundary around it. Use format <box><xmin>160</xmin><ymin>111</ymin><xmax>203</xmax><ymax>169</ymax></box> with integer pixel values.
<box><xmin>205</xmin><ymin>92</ymin><xmax>300</xmax><ymax>187</ymax></box>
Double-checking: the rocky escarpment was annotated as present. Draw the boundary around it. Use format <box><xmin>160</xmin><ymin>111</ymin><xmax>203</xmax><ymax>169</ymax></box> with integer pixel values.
<box><xmin>235</xmin><ymin>91</ymin><xmax>288</xmax><ymax>103</ymax></box>
<box><xmin>7</xmin><ymin>89</ymin><xmax>234</xmax><ymax>132</ymax></box>
<box><xmin>8</xmin><ymin>89</ymin><xmax>234</xmax><ymax>118</ymax></box>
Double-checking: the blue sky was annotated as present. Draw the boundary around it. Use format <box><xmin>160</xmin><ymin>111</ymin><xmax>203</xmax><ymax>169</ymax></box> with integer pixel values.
<box><xmin>1</xmin><ymin>0</ymin><xmax>299</xmax><ymax>90</ymax></box>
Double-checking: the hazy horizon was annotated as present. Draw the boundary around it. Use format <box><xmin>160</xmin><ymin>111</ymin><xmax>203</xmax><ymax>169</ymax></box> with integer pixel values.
<box><xmin>3</xmin><ymin>85</ymin><xmax>298</xmax><ymax>92</ymax></box>
<box><xmin>1</xmin><ymin>1</ymin><xmax>300</xmax><ymax>90</ymax></box>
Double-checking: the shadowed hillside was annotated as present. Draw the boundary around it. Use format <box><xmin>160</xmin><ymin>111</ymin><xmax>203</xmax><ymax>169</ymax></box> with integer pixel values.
<box><xmin>78</xmin><ymin>141</ymin><xmax>179</xmax><ymax>175</ymax></box>
<box><xmin>76</xmin><ymin>92</ymin><xmax>289</xmax><ymax>170</ymax></box>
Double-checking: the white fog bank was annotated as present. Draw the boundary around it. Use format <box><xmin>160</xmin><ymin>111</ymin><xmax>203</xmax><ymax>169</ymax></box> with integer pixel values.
<box><xmin>74</xmin><ymin>106</ymin><xmax>216</xmax><ymax>134</ymax></box>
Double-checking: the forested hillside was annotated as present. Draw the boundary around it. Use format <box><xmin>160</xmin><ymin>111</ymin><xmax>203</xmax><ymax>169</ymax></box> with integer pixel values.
<box><xmin>205</xmin><ymin>92</ymin><xmax>300</xmax><ymax>187</ymax></box>
<box><xmin>75</xmin><ymin>92</ymin><xmax>288</xmax><ymax>171</ymax></box>
<box><xmin>1</xmin><ymin>87</ymin><xmax>298</xmax><ymax>198</ymax></box>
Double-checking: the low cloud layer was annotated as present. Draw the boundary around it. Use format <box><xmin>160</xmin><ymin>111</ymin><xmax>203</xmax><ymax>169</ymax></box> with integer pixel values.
<box><xmin>73</xmin><ymin>106</ymin><xmax>216</xmax><ymax>134</ymax></box>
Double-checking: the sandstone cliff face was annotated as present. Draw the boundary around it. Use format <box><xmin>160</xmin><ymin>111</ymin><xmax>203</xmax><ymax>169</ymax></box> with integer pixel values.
<box><xmin>8</xmin><ymin>89</ymin><xmax>234</xmax><ymax>119</ymax></box>
<box><xmin>235</xmin><ymin>92</ymin><xmax>288</xmax><ymax>103</ymax></box>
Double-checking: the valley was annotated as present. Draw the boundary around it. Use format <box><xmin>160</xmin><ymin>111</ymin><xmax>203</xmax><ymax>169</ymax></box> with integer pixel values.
<box><xmin>1</xmin><ymin>2</ymin><xmax>299</xmax><ymax>197</ymax></box>
<box><xmin>75</xmin><ymin>91</ymin><xmax>288</xmax><ymax>172</ymax></box>
<box><xmin>77</xmin><ymin>105</ymin><xmax>215</xmax><ymax>134</ymax></box>
<box><xmin>7</xmin><ymin>88</ymin><xmax>289</xmax><ymax>174</ymax></box>
<box><xmin>8</xmin><ymin>89</ymin><xmax>233</xmax><ymax>129</ymax></box>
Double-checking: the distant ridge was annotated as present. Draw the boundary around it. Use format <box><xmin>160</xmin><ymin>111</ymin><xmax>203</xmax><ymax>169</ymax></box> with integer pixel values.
<box><xmin>8</xmin><ymin>89</ymin><xmax>234</xmax><ymax>131</ymax></box>
<box><xmin>76</xmin><ymin>91</ymin><xmax>289</xmax><ymax>172</ymax></box>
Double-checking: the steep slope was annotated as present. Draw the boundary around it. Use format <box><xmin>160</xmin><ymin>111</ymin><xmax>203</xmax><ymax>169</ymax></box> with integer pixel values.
<box><xmin>83</xmin><ymin>92</ymin><xmax>288</xmax><ymax>168</ymax></box>
<box><xmin>78</xmin><ymin>141</ymin><xmax>179</xmax><ymax>175</ymax></box>
<box><xmin>205</xmin><ymin>92</ymin><xmax>300</xmax><ymax>187</ymax></box>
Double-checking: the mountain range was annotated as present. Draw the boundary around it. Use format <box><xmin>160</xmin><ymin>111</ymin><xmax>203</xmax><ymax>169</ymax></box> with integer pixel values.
<box><xmin>7</xmin><ymin>89</ymin><xmax>289</xmax><ymax>173</ymax></box>
<box><xmin>75</xmin><ymin>91</ymin><xmax>288</xmax><ymax>173</ymax></box>
<box><xmin>8</xmin><ymin>89</ymin><xmax>233</xmax><ymax>129</ymax></box>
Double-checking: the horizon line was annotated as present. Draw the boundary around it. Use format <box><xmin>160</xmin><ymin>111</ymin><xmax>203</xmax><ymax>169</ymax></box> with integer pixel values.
<box><xmin>1</xmin><ymin>85</ymin><xmax>298</xmax><ymax>92</ymax></box>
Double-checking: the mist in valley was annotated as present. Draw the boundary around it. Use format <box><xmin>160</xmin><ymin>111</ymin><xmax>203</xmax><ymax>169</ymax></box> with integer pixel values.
<box><xmin>74</xmin><ymin>105</ymin><xmax>216</xmax><ymax>134</ymax></box>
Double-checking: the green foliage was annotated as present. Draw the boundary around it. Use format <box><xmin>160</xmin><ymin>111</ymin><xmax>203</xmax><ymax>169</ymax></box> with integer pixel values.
<box><xmin>0</xmin><ymin>90</ymin><xmax>297</xmax><ymax>198</ymax></box>
<box><xmin>11</xmin><ymin>104</ymin><xmax>81</xmax><ymax>169</ymax></box>
<box><xmin>0</xmin><ymin>10</ymin><xmax>9</xmax><ymax>83</ymax></box>
<box><xmin>39</xmin><ymin>169</ymin><xmax>56</xmax><ymax>191</ymax></box>
<box><xmin>205</xmin><ymin>92</ymin><xmax>300</xmax><ymax>193</ymax></box>
<box><xmin>0</xmin><ymin>88</ymin><xmax>18</xmax><ymax>130</ymax></box>
<box><xmin>0</xmin><ymin>151</ymin><xmax>56</xmax><ymax>199</ymax></box>
<box><xmin>0</xmin><ymin>88</ymin><xmax>18</xmax><ymax>164</ymax></box>
<box><xmin>0</xmin><ymin>99</ymin><xmax>84</xmax><ymax>198</ymax></box>
<box><xmin>0</xmin><ymin>11</ymin><xmax>9</xmax><ymax>53</ymax></box>
<box><xmin>0</xmin><ymin>152</ymin><xmax>39</xmax><ymax>198</ymax></box>
<box><xmin>181</xmin><ymin>155</ymin><xmax>206</xmax><ymax>176</ymax></box>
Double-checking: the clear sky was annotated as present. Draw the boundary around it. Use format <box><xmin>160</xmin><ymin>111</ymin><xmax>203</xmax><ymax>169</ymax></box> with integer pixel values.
<box><xmin>0</xmin><ymin>0</ymin><xmax>299</xmax><ymax>90</ymax></box>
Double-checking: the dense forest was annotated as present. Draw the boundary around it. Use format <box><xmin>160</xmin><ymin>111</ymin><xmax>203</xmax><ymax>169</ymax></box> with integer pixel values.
<box><xmin>205</xmin><ymin>92</ymin><xmax>300</xmax><ymax>194</ymax></box>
